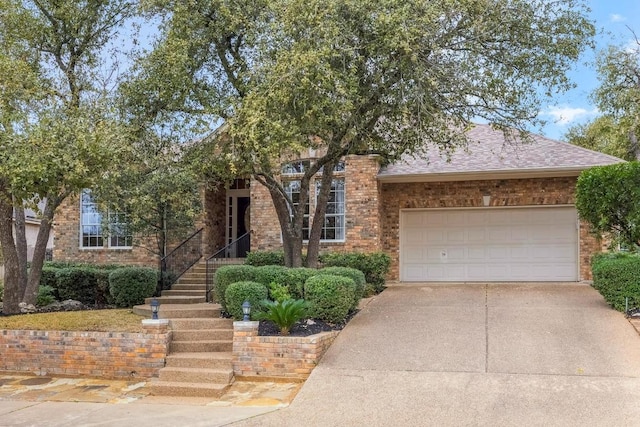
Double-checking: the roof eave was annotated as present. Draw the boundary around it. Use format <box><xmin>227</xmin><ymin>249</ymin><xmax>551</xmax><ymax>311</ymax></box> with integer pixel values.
<box><xmin>376</xmin><ymin>167</ymin><xmax>596</xmax><ymax>183</ymax></box>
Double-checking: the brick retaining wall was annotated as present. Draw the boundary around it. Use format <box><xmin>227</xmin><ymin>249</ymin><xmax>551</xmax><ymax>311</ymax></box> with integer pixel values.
<box><xmin>0</xmin><ymin>324</ymin><xmax>170</xmax><ymax>379</ymax></box>
<box><xmin>232</xmin><ymin>321</ymin><xmax>338</xmax><ymax>380</ymax></box>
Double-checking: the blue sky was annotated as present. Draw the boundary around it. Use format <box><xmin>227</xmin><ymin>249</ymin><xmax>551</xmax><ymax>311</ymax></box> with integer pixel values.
<box><xmin>539</xmin><ymin>0</ymin><xmax>640</xmax><ymax>140</ymax></box>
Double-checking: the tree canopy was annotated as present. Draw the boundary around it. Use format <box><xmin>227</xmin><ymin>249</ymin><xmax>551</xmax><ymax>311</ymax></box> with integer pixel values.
<box><xmin>127</xmin><ymin>0</ymin><xmax>596</xmax><ymax>267</ymax></box>
<box><xmin>567</xmin><ymin>33</ymin><xmax>640</xmax><ymax>160</ymax></box>
<box><xmin>0</xmin><ymin>0</ymin><xmax>135</xmax><ymax>314</ymax></box>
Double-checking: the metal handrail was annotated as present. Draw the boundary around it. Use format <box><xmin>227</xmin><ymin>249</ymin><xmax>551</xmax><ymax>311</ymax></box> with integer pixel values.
<box><xmin>206</xmin><ymin>232</ymin><xmax>250</xmax><ymax>302</ymax></box>
<box><xmin>160</xmin><ymin>228</ymin><xmax>203</xmax><ymax>291</ymax></box>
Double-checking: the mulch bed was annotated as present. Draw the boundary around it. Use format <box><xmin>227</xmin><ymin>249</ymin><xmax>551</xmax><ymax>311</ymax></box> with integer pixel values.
<box><xmin>258</xmin><ymin>310</ymin><xmax>358</xmax><ymax>337</ymax></box>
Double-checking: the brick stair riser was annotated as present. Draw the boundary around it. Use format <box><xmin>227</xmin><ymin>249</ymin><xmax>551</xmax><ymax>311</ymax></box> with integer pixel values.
<box><xmin>170</xmin><ymin>341</ymin><xmax>232</xmax><ymax>353</ymax></box>
<box><xmin>159</xmin><ymin>368</ymin><xmax>233</xmax><ymax>383</ymax></box>
<box><xmin>169</xmin><ymin>318</ymin><xmax>232</xmax><ymax>329</ymax></box>
<box><xmin>172</xmin><ymin>330</ymin><xmax>233</xmax><ymax>341</ymax></box>
<box><xmin>148</xmin><ymin>381</ymin><xmax>229</xmax><ymax>398</ymax></box>
<box><xmin>165</xmin><ymin>355</ymin><xmax>232</xmax><ymax>369</ymax></box>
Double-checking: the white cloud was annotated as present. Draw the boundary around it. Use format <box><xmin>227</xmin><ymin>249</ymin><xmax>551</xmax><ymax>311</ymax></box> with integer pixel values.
<box><xmin>544</xmin><ymin>106</ymin><xmax>599</xmax><ymax>125</ymax></box>
<box><xmin>610</xmin><ymin>14</ymin><xmax>626</xmax><ymax>23</ymax></box>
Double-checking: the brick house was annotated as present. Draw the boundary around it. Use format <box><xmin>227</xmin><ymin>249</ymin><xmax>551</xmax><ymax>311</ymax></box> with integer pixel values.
<box><xmin>54</xmin><ymin>124</ymin><xmax>621</xmax><ymax>282</ymax></box>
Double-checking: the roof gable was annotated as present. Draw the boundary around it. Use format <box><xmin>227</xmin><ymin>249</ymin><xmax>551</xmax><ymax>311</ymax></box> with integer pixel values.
<box><xmin>378</xmin><ymin>124</ymin><xmax>624</xmax><ymax>182</ymax></box>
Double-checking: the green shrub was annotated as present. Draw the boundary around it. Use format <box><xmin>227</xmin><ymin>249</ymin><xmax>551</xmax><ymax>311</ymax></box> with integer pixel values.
<box><xmin>215</xmin><ymin>265</ymin><xmax>258</xmax><ymax>311</ymax></box>
<box><xmin>36</xmin><ymin>285</ymin><xmax>56</xmax><ymax>306</ymax></box>
<box><xmin>245</xmin><ymin>251</ymin><xmax>285</xmax><ymax>266</ymax></box>
<box><xmin>40</xmin><ymin>267</ymin><xmax>60</xmax><ymax>298</ymax></box>
<box><xmin>224</xmin><ymin>281</ymin><xmax>268</xmax><ymax>320</ymax></box>
<box><xmin>109</xmin><ymin>267</ymin><xmax>158</xmax><ymax>308</ymax></box>
<box><xmin>304</xmin><ymin>274</ymin><xmax>356</xmax><ymax>324</ymax></box>
<box><xmin>55</xmin><ymin>267</ymin><xmax>100</xmax><ymax>305</ymax></box>
<box><xmin>592</xmin><ymin>252</ymin><xmax>640</xmax><ymax>311</ymax></box>
<box><xmin>320</xmin><ymin>266</ymin><xmax>365</xmax><ymax>309</ymax></box>
<box><xmin>254</xmin><ymin>265</ymin><xmax>317</xmax><ymax>299</ymax></box>
<box><xmin>320</xmin><ymin>252</ymin><xmax>390</xmax><ymax>292</ymax></box>
<box><xmin>268</xmin><ymin>282</ymin><xmax>292</xmax><ymax>303</ymax></box>
<box><xmin>258</xmin><ymin>299</ymin><xmax>308</xmax><ymax>335</ymax></box>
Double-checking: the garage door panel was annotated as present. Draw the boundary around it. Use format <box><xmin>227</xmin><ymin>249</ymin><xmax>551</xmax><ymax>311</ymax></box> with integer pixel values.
<box><xmin>400</xmin><ymin>207</ymin><xmax>578</xmax><ymax>282</ymax></box>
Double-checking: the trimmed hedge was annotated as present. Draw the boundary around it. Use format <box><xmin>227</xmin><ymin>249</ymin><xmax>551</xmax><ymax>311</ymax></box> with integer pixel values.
<box><xmin>320</xmin><ymin>266</ymin><xmax>365</xmax><ymax>309</ymax></box>
<box><xmin>55</xmin><ymin>267</ymin><xmax>100</xmax><ymax>305</ymax></box>
<box><xmin>255</xmin><ymin>265</ymin><xmax>317</xmax><ymax>299</ymax></box>
<box><xmin>215</xmin><ymin>265</ymin><xmax>258</xmax><ymax>311</ymax></box>
<box><xmin>592</xmin><ymin>252</ymin><xmax>640</xmax><ymax>312</ymax></box>
<box><xmin>320</xmin><ymin>252</ymin><xmax>390</xmax><ymax>292</ymax></box>
<box><xmin>304</xmin><ymin>274</ymin><xmax>356</xmax><ymax>324</ymax></box>
<box><xmin>224</xmin><ymin>281</ymin><xmax>268</xmax><ymax>320</ymax></box>
<box><xmin>109</xmin><ymin>267</ymin><xmax>157</xmax><ymax>308</ymax></box>
<box><xmin>245</xmin><ymin>251</ymin><xmax>285</xmax><ymax>266</ymax></box>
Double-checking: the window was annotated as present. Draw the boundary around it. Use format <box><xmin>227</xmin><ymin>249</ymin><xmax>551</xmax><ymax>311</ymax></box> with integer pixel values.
<box><xmin>80</xmin><ymin>189</ymin><xmax>132</xmax><ymax>249</ymax></box>
<box><xmin>281</xmin><ymin>160</ymin><xmax>346</xmax><ymax>242</ymax></box>
<box><xmin>317</xmin><ymin>178</ymin><xmax>345</xmax><ymax>240</ymax></box>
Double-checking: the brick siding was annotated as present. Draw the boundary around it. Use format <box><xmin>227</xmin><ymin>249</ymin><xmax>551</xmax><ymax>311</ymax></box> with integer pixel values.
<box><xmin>53</xmin><ymin>194</ymin><xmax>158</xmax><ymax>266</ymax></box>
<box><xmin>250</xmin><ymin>155</ymin><xmax>382</xmax><ymax>253</ymax></box>
<box><xmin>0</xmin><ymin>324</ymin><xmax>170</xmax><ymax>379</ymax></box>
<box><xmin>380</xmin><ymin>177</ymin><xmax>601</xmax><ymax>281</ymax></box>
<box><xmin>232</xmin><ymin>321</ymin><xmax>338</xmax><ymax>380</ymax></box>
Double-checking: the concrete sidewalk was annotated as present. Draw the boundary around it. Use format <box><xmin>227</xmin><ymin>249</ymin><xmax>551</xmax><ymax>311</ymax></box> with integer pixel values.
<box><xmin>233</xmin><ymin>283</ymin><xmax>640</xmax><ymax>426</ymax></box>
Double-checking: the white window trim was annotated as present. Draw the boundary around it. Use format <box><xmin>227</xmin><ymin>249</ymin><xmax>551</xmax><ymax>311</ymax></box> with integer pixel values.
<box><xmin>79</xmin><ymin>189</ymin><xmax>133</xmax><ymax>250</ymax></box>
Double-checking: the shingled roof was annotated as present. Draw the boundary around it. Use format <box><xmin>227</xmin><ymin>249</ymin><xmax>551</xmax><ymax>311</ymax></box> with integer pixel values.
<box><xmin>377</xmin><ymin>124</ymin><xmax>623</xmax><ymax>182</ymax></box>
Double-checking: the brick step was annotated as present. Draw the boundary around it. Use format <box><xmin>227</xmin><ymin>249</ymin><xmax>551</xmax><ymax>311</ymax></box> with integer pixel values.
<box><xmin>165</xmin><ymin>352</ymin><xmax>233</xmax><ymax>369</ymax></box>
<box><xmin>171</xmin><ymin>329</ymin><xmax>233</xmax><ymax>341</ymax></box>
<box><xmin>147</xmin><ymin>380</ymin><xmax>230</xmax><ymax>398</ymax></box>
<box><xmin>161</xmin><ymin>290</ymin><xmax>205</xmax><ymax>297</ymax></box>
<box><xmin>132</xmin><ymin>303</ymin><xmax>221</xmax><ymax>319</ymax></box>
<box><xmin>170</xmin><ymin>340</ymin><xmax>232</xmax><ymax>353</ymax></box>
<box><xmin>144</xmin><ymin>295</ymin><xmax>206</xmax><ymax>305</ymax></box>
<box><xmin>158</xmin><ymin>367</ymin><xmax>234</xmax><ymax>383</ymax></box>
<box><xmin>169</xmin><ymin>318</ymin><xmax>232</xmax><ymax>330</ymax></box>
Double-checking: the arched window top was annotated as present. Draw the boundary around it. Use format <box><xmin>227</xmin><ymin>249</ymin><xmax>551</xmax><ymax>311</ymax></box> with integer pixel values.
<box><xmin>281</xmin><ymin>159</ymin><xmax>345</xmax><ymax>175</ymax></box>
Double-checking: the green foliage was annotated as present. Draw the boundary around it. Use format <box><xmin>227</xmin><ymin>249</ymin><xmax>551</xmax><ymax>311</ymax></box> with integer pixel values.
<box><xmin>224</xmin><ymin>281</ymin><xmax>268</xmax><ymax>321</ymax></box>
<box><xmin>54</xmin><ymin>267</ymin><xmax>100</xmax><ymax>305</ymax></box>
<box><xmin>254</xmin><ymin>265</ymin><xmax>317</xmax><ymax>299</ymax></box>
<box><xmin>320</xmin><ymin>266</ymin><xmax>365</xmax><ymax>310</ymax></box>
<box><xmin>245</xmin><ymin>251</ymin><xmax>285</xmax><ymax>266</ymax></box>
<box><xmin>566</xmin><ymin>115</ymin><xmax>631</xmax><ymax>160</ymax></box>
<box><xmin>268</xmin><ymin>282</ymin><xmax>291</xmax><ymax>303</ymax></box>
<box><xmin>321</xmin><ymin>252</ymin><xmax>391</xmax><ymax>292</ymax></box>
<box><xmin>215</xmin><ymin>265</ymin><xmax>258</xmax><ymax>311</ymax></box>
<box><xmin>258</xmin><ymin>299</ymin><xmax>308</xmax><ymax>335</ymax></box>
<box><xmin>40</xmin><ymin>267</ymin><xmax>59</xmax><ymax>296</ymax></box>
<box><xmin>576</xmin><ymin>162</ymin><xmax>640</xmax><ymax>250</ymax></box>
<box><xmin>108</xmin><ymin>267</ymin><xmax>158</xmax><ymax>308</ymax></box>
<box><xmin>304</xmin><ymin>274</ymin><xmax>356</xmax><ymax>324</ymax></box>
<box><xmin>36</xmin><ymin>285</ymin><xmax>56</xmax><ymax>307</ymax></box>
<box><xmin>591</xmin><ymin>253</ymin><xmax>640</xmax><ymax>312</ymax></box>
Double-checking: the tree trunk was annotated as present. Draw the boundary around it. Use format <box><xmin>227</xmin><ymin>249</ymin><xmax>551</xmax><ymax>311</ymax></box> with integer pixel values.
<box><xmin>0</xmin><ymin>185</ymin><xmax>23</xmax><ymax>314</ymax></box>
<box><xmin>629</xmin><ymin>128</ymin><xmax>640</xmax><ymax>160</ymax></box>
<box><xmin>23</xmin><ymin>199</ymin><xmax>57</xmax><ymax>305</ymax></box>
<box><xmin>306</xmin><ymin>160</ymin><xmax>336</xmax><ymax>268</ymax></box>
<box><xmin>13</xmin><ymin>205</ymin><xmax>28</xmax><ymax>292</ymax></box>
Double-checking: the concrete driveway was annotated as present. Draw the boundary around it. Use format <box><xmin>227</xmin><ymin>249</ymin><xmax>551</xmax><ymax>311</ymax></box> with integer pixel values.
<box><xmin>235</xmin><ymin>283</ymin><xmax>640</xmax><ymax>426</ymax></box>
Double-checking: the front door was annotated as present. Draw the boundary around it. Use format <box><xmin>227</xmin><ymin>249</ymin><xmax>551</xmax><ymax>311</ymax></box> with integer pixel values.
<box><xmin>226</xmin><ymin>189</ymin><xmax>250</xmax><ymax>257</ymax></box>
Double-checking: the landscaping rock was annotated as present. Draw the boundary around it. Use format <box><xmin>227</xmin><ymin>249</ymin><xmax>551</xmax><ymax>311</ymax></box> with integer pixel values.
<box><xmin>18</xmin><ymin>303</ymin><xmax>37</xmax><ymax>314</ymax></box>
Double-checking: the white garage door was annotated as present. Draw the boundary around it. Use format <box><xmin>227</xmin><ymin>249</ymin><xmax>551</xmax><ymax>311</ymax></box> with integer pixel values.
<box><xmin>400</xmin><ymin>207</ymin><xmax>578</xmax><ymax>282</ymax></box>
